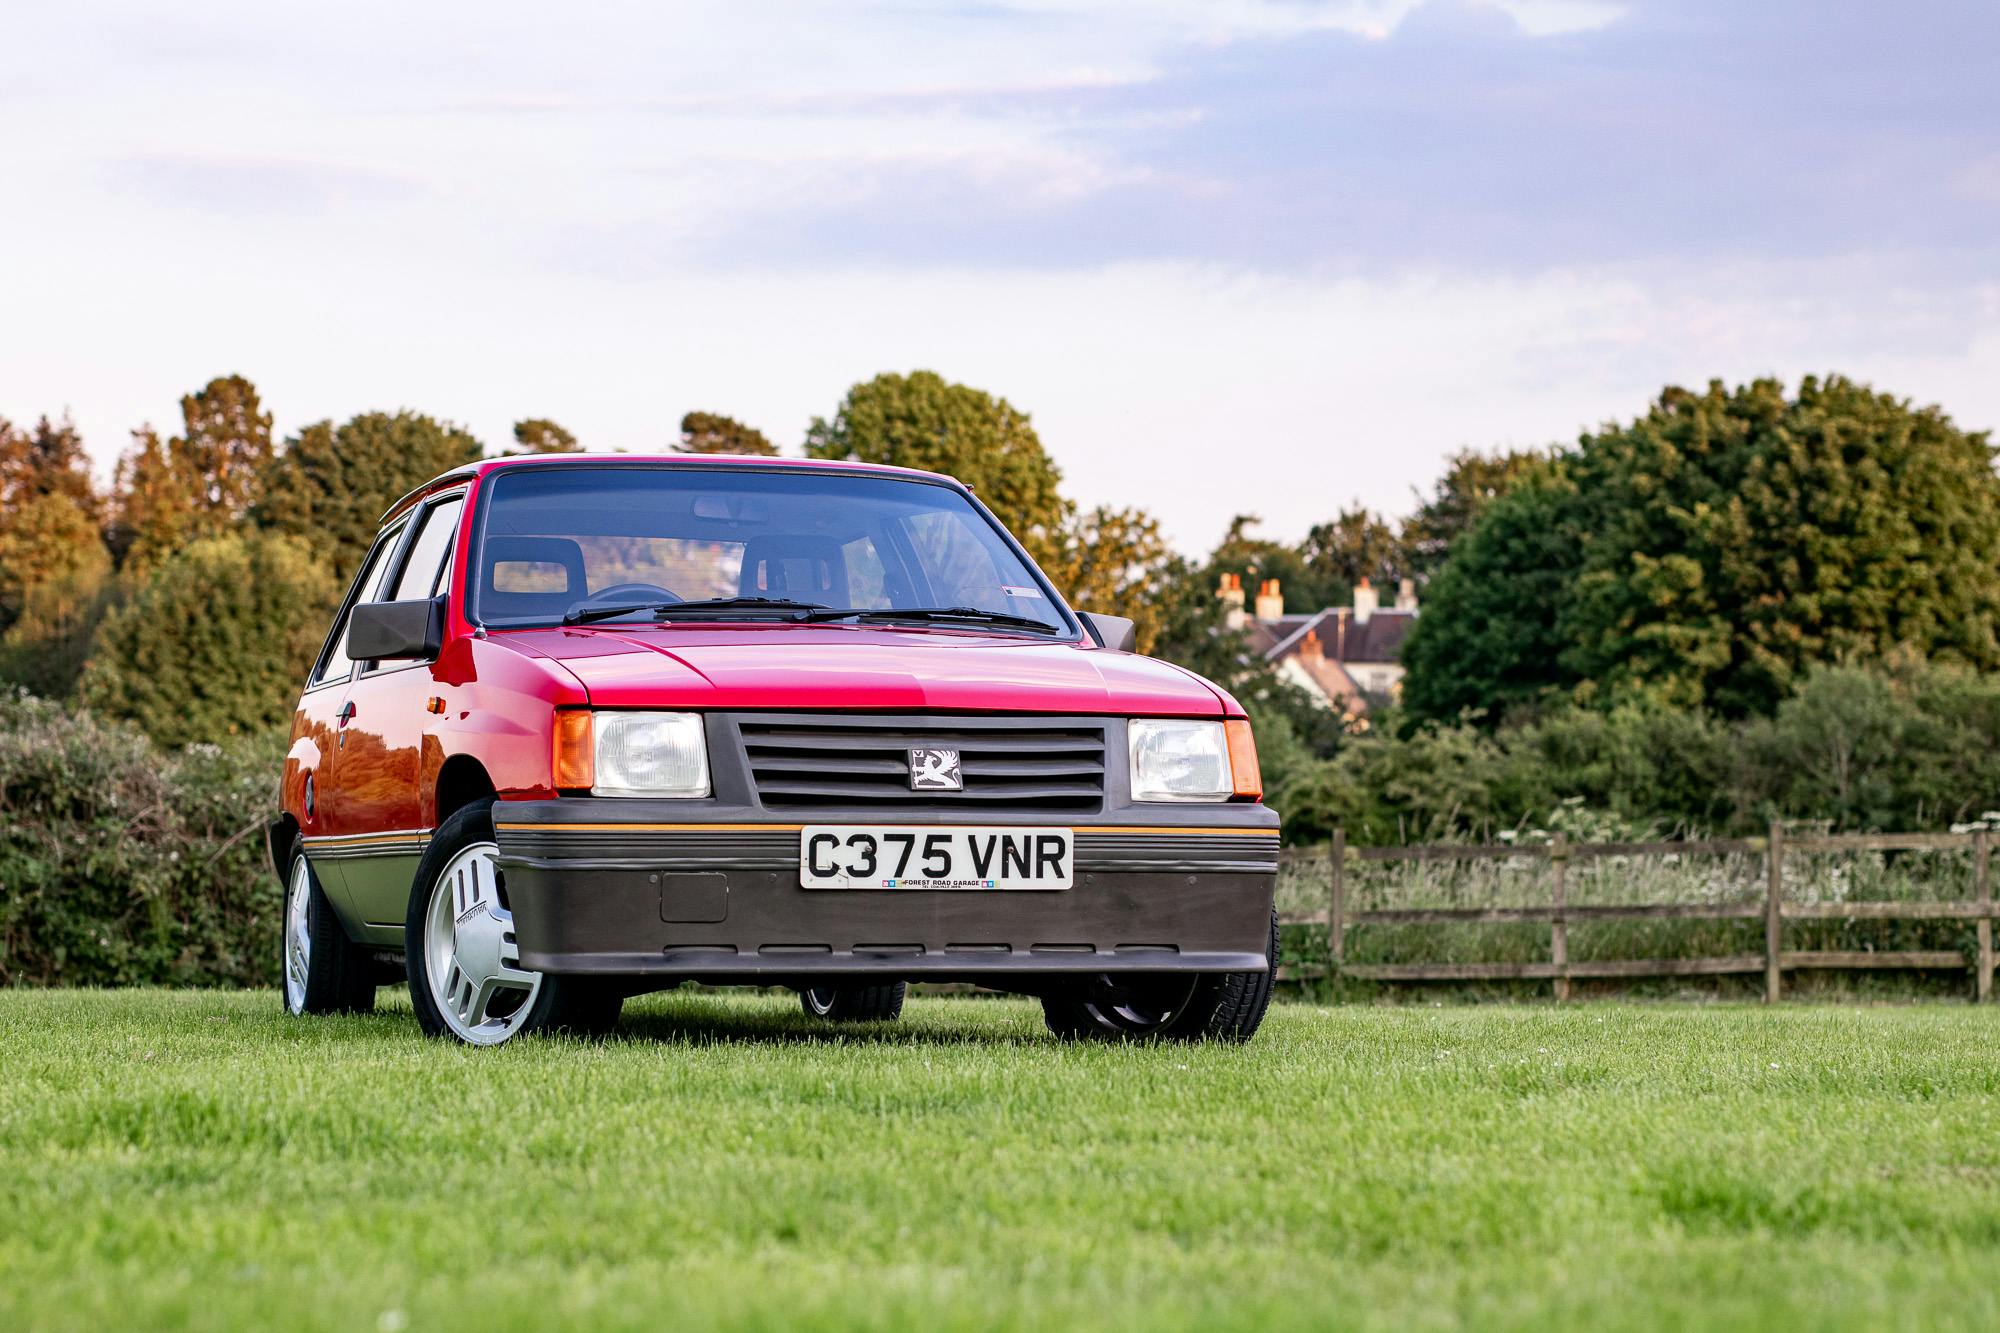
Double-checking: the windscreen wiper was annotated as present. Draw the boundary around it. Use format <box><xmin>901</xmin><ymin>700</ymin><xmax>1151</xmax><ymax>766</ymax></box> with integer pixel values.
<box><xmin>801</xmin><ymin>606</ymin><xmax>1065</xmax><ymax>635</ymax></box>
<box><xmin>562</xmin><ymin>597</ymin><xmax>828</xmax><ymax>627</ymax></box>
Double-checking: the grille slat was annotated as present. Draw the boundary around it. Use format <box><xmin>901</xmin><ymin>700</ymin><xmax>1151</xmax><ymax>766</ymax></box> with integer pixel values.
<box><xmin>739</xmin><ymin>716</ymin><xmax>1108</xmax><ymax>812</ymax></box>
<box><xmin>743</xmin><ymin>732</ymin><xmax>1099</xmax><ymax>755</ymax></box>
<box><xmin>754</xmin><ymin>780</ymin><xmax>1105</xmax><ymax>802</ymax></box>
<box><xmin>748</xmin><ymin>755</ymin><xmax>1104</xmax><ymax>779</ymax></box>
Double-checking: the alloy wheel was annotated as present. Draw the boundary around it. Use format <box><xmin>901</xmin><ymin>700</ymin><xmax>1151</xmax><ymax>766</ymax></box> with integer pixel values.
<box><xmin>1077</xmin><ymin>974</ymin><xmax>1200</xmax><ymax>1035</ymax></box>
<box><xmin>283</xmin><ymin>858</ymin><xmax>313</xmax><ymax>1014</ymax></box>
<box><xmin>423</xmin><ymin>841</ymin><xmax>543</xmax><ymax>1045</ymax></box>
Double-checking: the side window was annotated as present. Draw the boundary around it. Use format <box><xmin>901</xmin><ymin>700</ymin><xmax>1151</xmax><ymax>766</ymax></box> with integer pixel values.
<box><xmin>390</xmin><ymin>496</ymin><xmax>464</xmax><ymax>602</ymax></box>
<box><xmin>312</xmin><ymin>523</ymin><xmax>407</xmax><ymax>686</ymax></box>
<box><xmin>354</xmin><ymin>496</ymin><xmax>463</xmax><ymax>675</ymax></box>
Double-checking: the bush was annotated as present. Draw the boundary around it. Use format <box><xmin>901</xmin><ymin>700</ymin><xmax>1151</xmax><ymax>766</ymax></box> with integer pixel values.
<box><xmin>0</xmin><ymin>693</ymin><xmax>281</xmax><ymax>987</ymax></box>
<box><xmin>78</xmin><ymin>532</ymin><xmax>334</xmax><ymax>747</ymax></box>
<box><xmin>1273</xmin><ymin>661</ymin><xmax>2000</xmax><ymax>845</ymax></box>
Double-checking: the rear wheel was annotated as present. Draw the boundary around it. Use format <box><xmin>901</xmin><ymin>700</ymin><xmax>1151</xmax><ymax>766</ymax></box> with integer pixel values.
<box><xmin>406</xmin><ymin>801</ymin><xmax>621</xmax><ymax>1045</ymax></box>
<box><xmin>1041</xmin><ymin>908</ymin><xmax>1279</xmax><ymax>1043</ymax></box>
<box><xmin>281</xmin><ymin>841</ymin><xmax>377</xmax><ymax>1015</ymax></box>
<box><xmin>800</xmin><ymin>981</ymin><xmax>906</xmax><ymax>1023</ymax></box>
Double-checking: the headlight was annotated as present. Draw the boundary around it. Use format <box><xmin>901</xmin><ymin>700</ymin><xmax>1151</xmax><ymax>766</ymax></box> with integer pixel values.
<box><xmin>589</xmin><ymin>711</ymin><xmax>711</xmax><ymax>797</ymax></box>
<box><xmin>1129</xmin><ymin>718</ymin><xmax>1234</xmax><ymax>802</ymax></box>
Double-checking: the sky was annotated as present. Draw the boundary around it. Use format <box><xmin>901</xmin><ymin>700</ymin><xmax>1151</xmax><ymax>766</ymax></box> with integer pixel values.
<box><xmin>3</xmin><ymin>0</ymin><xmax>1997</xmax><ymax>552</ymax></box>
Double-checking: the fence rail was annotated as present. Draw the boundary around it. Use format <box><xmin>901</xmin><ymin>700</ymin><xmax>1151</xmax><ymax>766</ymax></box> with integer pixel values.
<box><xmin>1276</xmin><ymin>825</ymin><xmax>1994</xmax><ymax>1001</ymax></box>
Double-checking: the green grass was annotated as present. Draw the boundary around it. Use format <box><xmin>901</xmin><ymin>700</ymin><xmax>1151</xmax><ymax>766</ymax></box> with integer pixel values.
<box><xmin>4</xmin><ymin>991</ymin><xmax>1999</xmax><ymax>1332</ymax></box>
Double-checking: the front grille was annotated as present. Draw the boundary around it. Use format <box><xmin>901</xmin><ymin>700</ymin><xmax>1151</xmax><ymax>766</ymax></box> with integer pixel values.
<box><xmin>737</xmin><ymin>716</ymin><xmax>1108</xmax><ymax>810</ymax></box>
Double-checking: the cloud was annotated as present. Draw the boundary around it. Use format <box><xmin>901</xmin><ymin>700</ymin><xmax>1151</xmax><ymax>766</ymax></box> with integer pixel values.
<box><xmin>112</xmin><ymin>155</ymin><xmax>423</xmax><ymax>217</ymax></box>
<box><xmin>654</xmin><ymin>0</ymin><xmax>2000</xmax><ymax>278</ymax></box>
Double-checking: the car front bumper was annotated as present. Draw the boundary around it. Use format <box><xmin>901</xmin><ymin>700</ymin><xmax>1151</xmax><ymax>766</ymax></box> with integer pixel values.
<box><xmin>491</xmin><ymin>801</ymin><xmax>1279</xmax><ymax>982</ymax></box>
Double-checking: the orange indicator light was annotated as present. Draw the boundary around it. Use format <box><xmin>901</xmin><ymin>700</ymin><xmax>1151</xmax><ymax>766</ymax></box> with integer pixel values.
<box><xmin>1225</xmin><ymin>718</ymin><xmax>1262</xmax><ymax>799</ymax></box>
<box><xmin>553</xmin><ymin>710</ymin><xmax>594</xmax><ymax>791</ymax></box>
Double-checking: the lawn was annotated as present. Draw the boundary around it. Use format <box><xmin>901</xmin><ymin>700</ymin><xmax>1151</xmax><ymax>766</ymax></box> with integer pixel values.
<box><xmin>3</xmin><ymin>991</ymin><xmax>1998</xmax><ymax>1332</ymax></box>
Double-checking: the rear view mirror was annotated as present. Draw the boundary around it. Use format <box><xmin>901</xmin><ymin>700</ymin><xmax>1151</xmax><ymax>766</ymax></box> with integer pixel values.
<box><xmin>693</xmin><ymin>496</ymin><xmax>769</xmax><ymax>523</ymax></box>
<box><xmin>349</xmin><ymin>597</ymin><xmax>444</xmax><ymax>661</ymax></box>
<box><xmin>1079</xmin><ymin>612</ymin><xmax>1137</xmax><ymax>653</ymax></box>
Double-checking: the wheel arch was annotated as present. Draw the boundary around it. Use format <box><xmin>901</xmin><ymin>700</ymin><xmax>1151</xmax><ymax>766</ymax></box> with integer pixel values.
<box><xmin>434</xmin><ymin>753</ymin><xmax>498</xmax><ymax>827</ymax></box>
<box><xmin>267</xmin><ymin>813</ymin><xmax>300</xmax><ymax>885</ymax></box>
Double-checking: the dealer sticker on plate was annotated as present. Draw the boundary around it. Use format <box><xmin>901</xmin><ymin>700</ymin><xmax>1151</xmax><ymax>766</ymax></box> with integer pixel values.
<box><xmin>799</xmin><ymin>825</ymin><xmax>1074</xmax><ymax>890</ymax></box>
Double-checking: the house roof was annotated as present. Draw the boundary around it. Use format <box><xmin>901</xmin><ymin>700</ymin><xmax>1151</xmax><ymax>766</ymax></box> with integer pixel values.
<box><xmin>1257</xmin><ymin>608</ymin><xmax>1415</xmax><ymax>665</ymax></box>
<box><xmin>1284</xmin><ymin>647</ymin><xmax>1363</xmax><ymax>705</ymax></box>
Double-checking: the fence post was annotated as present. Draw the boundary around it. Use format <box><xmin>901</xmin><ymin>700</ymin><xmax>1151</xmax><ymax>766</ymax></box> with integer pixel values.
<box><xmin>1549</xmin><ymin>834</ymin><xmax>1570</xmax><ymax>1001</ymax></box>
<box><xmin>1328</xmin><ymin>827</ymin><xmax>1346</xmax><ymax>969</ymax></box>
<box><xmin>1976</xmin><ymin>828</ymin><xmax>1992</xmax><ymax>1004</ymax></box>
<box><xmin>1765</xmin><ymin>822</ymin><xmax>1784</xmax><ymax>1004</ymax></box>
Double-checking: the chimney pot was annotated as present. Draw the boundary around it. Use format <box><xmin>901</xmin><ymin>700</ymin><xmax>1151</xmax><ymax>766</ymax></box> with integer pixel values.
<box><xmin>1353</xmin><ymin>577</ymin><xmax>1379</xmax><ymax>625</ymax></box>
<box><xmin>1396</xmin><ymin>577</ymin><xmax>1418</xmax><ymax>612</ymax></box>
<box><xmin>1217</xmin><ymin>570</ymin><xmax>1247</xmax><ymax>629</ymax></box>
<box><xmin>1254</xmin><ymin>578</ymin><xmax>1285</xmax><ymax>623</ymax></box>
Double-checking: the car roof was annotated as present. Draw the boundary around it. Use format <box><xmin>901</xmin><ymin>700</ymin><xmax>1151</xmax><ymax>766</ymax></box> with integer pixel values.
<box><xmin>379</xmin><ymin>452</ymin><xmax>961</xmax><ymax>525</ymax></box>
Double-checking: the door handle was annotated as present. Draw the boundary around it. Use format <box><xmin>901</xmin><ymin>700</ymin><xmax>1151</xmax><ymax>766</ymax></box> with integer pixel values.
<box><xmin>337</xmin><ymin>701</ymin><xmax>357</xmax><ymax>727</ymax></box>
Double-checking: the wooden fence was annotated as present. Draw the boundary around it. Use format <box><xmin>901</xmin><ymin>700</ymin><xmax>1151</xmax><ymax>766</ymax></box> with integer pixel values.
<box><xmin>1277</xmin><ymin>825</ymin><xmax>1995</xmax><ymax>1001</ymax></box>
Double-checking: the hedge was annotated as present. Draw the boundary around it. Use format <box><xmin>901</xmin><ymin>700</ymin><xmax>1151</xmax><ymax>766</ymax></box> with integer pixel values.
<box><xmin>0</xmin><ymin>692</ymin><xmax>281</xmax><ymax>987</ymax></box>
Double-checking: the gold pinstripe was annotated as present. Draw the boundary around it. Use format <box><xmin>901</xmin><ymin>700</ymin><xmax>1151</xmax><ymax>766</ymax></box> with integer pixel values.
<box><xmin>493</xmin><ymin>822</ymin><xmax>1273</xmax><ymax>837</ymax></box>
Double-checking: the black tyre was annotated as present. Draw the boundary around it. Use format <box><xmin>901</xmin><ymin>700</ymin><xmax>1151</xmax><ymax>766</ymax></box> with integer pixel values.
<box><xmin>1041</xmin><ymin>908</ymin><xmax>1279</xmax><ymax>1043</ymax></box>
<box><xmin>800</xmin><ymin>981</ymin><xmax>907</xmax><ymax>1023</ymax></box>
<box><xmin>405</xmin><ymin>800</ymin><xmax>621</xmax><ymax>1045</ymax></box>
<box><xmin>281</xmin><ymin>838</ymin><xmax>378</xmax><ymax>1015</ymax></box>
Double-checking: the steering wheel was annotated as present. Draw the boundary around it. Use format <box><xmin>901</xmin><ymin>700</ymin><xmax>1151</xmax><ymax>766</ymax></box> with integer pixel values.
<box><xmin>575</xmin><ymin>583</ymin><xmax>681</xmax><ymax>608</ymax></box>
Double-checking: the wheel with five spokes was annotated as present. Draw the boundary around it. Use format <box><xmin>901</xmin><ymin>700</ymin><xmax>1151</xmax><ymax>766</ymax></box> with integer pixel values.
<box><xmin>281</xmin><ymin>838</ymin><xmax>377</xmax><ymax>1016</ymax></box>
<box><xmin>406</xmin><ymin>800</ymin><xmax>620</xmax><ymax>1045</ymax></box>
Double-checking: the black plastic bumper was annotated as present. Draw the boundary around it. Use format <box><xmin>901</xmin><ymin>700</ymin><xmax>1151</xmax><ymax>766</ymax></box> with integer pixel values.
<box><xmin>492</xmin><ymin>802</ymin><xmax>1279</xmax><ymax>982</ymax></box>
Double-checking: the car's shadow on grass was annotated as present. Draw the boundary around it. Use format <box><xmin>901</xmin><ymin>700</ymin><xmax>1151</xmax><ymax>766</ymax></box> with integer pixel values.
<box><xmin>607</xmin><ymin>990</ymin><xmax>1054</xmax><ymax>1049</ymax></box>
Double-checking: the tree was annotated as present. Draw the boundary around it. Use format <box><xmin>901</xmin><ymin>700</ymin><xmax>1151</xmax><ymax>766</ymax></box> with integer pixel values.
<box><xmin>1047</xmin><ymin>504</ymin><xmax>1174</xmax><ymax>653</ymax></box>
<box><xmin>804</xmin><ymin>371</ymin><xmax>1066</xmax><ymax>565</ymax></box>
<box><xmin>511</xmin><ymin>418</ymin><xmax>581</xmax><ymax>454</ymax></box>
<box><xmin>110</xmin><ymin>376</ymin><xmax>274</xmax><ymax>571</ymax></box>
<box><xmin>1558</xmin><ymin>376</ymin><xmax>2000</xmax><ymax>715</ymax></box>
<box><xmin>0</xmin><ymin>548</ymin><xmax>114</xmax><ymax>699</ymax></box>
<box><xmin>1398</xmin><ymin>470</ymin><xmax>1584</xmax><ymax>727</ymax></box>
<box><xmin>78</xmin><ymin>533</ymin><xmax>336</xmax><ymax>746</ymax></box>
<box><xmin>1400</xmin><ymin>376</ymin><xmax>2000</xmax><ymax>724</ymax></box>
<box><xmin>1204</xmin><ymin>514</ymin><xmax>1342</xmax><ymax>613</ymax></box>
<box><xmin>677</xmin><ymin>411</ymin><xmax>776</xmax><ymax>456</ymax></box>
<box><xmin>1300</xmin><ymin>505</ymin><xmax>1404</xmax><ymax>594</ymax></box>
<box><xmin>1401</xmin><ymin>447</ymin><xmax>1548</xmax><ymax>578</ymax></box>
<box><xmin>174</xmin><ymin>374</ymin><xmax>272</xmax><ymax>513</ymax></box>
<box><xmin>0</xmin><ymin>492</ymin><xmax>105</xmax><ymax>624</ymax></box>
<box><xmin>257</xmin><ymin>411</ymin><xmax>484</xmax><ymax>576</ymax></box>
<box><xmin>110</xmin><ymin>429</ymin><xmax>196</xmax><ymax>571</ymax></box>
<box><xmin>0</xmin><ymin>493</ymin><xmax>113</xmax><ymax>693</ymax></box>
<box><xmin>0</xmin><ymin>414</ymin><xmax>97</xmax><ymax>524</ymax></box>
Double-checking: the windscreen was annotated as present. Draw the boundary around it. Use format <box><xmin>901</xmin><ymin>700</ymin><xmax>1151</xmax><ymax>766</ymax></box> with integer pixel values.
<box><xmin>471</xmin><ymin>466</ymin><xmax>1070</xmax><ymax>633</ymax></box>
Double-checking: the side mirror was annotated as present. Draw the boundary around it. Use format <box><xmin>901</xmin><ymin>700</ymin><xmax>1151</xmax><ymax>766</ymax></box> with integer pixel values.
<box><xmin>1078</xmin><ymin>611</ymin><xmax>1137</xmax><ymax>653</ymax></box>
<box><xmin>348</xmin><ymin>597</ymin><xmax>444</xmax><ymax>661</ymax></box>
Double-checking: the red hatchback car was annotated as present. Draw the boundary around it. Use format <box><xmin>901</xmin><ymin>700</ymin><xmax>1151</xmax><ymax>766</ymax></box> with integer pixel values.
<box><xmin>271</xmin><ymin>455</ymin><xmax>1279</xmax><ymax>1045</ymax></box>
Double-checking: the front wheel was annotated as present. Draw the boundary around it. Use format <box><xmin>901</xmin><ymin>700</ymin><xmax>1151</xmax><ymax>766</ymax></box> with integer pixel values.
<box><xmin>406</xmin><ymin>801</ymin><xmax>621</xmax><ymax>1045</ymax></box>
<box><xmin>1041</xmin><ymin>908</ymin><xmax>1279</xmax><ymax>1043</ymax></box>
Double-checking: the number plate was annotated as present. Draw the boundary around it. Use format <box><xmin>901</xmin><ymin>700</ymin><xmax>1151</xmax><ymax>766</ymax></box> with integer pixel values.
<box><xmin>799</xmin><ymin>825</ymin><xmax>1074</xmax><ymax>890</ymax></box>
